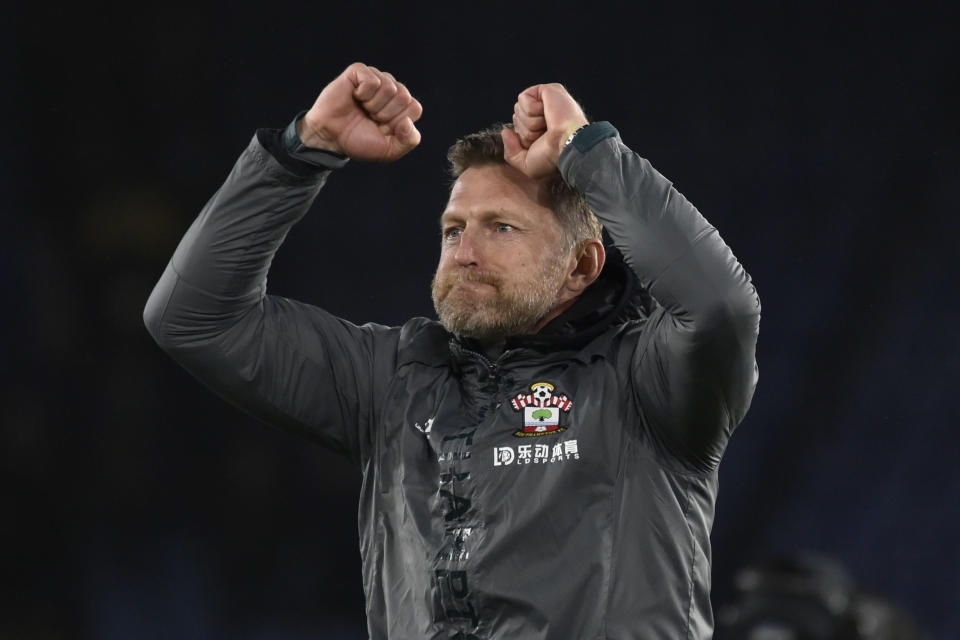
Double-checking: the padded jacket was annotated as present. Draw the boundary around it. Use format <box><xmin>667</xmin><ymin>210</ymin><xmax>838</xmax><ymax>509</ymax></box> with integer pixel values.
<box><xmin>143</xmin><ymin>120</ymin><xmax>761</xmax><ymax>639</ymax></box>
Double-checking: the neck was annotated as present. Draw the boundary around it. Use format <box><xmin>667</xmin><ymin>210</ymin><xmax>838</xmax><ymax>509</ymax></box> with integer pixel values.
<box><xmin>532</xmin><ymin>296</ymin><xmax>579</xmax><ymax>334</ymax></box>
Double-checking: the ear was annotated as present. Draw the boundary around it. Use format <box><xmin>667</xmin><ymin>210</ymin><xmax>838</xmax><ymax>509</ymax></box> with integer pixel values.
<box><xmin>563</xmin><ymin>239</ymin><xmax>605</xmax><ymax>295</ymax></box>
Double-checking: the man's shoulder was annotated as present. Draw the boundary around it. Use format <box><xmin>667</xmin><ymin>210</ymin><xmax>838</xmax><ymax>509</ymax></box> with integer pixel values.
<box><xmin>396</xmin><ymin>317</ymin><xmax>451</xmax><ymax>368</ymax></box>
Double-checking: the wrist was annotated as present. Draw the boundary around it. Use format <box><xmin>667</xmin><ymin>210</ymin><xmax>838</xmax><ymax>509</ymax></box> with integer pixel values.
<box><xmin>297</xmin><ymin>115</ymin><xmax>344</xmax><ymax>154</ymax></box>
<box><xmin>278</xmin><ymin>112</ymin><xmax>350</xmax><ymax>171</ymax></box>
<box><xmin>558</xmin><ymin>120</ymin><xmax>590</xmax><ymax>157</ymax></box>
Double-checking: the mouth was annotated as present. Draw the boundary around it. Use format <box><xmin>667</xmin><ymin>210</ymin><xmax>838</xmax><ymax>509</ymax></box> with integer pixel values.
<box><xmin>456</xmin><ymin>280</ymin><xmax>497</xmax><ymax>292</ymax></box>
<box><xmin>433</xmin><ymin>269</ymin><xmax>502</xmax><ymax>307</ymax></box>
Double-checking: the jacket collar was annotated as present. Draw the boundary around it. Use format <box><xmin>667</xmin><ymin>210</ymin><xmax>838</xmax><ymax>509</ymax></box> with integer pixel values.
<box><xmin>450</xmin><ymin>244</ymin><xmax>653</xmax><ymax>364</ymax></box>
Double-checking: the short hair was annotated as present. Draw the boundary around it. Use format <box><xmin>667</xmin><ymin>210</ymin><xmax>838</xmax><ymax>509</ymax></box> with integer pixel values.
<box><xmin>446</xmin><ymin>124</ymin><xmax>602</xmax><ymax>249</ymax></box>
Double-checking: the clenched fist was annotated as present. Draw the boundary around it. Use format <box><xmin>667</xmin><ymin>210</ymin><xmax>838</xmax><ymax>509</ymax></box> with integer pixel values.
<box><xmin>298</xmin><ymin>62</ymin><xmax>423</xmax><ymax>162</ymax></box>
<box><xmin>501</xmin><ymin>83</ymin><xmax>589</xmax><ymax>179</ymax></box>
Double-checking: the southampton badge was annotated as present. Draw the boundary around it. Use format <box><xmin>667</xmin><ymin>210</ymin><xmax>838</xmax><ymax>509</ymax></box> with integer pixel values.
<box><xmin>510</xmin><ymin>382</ymin><xmax>573</xmax><ymax>437</ymax></box>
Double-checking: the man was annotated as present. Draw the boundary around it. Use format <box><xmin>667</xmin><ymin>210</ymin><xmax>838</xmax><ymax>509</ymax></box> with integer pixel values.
<box><xmin>144</xmin><ymin>62</ymin><xmax>760</xmax><ymax>639</ymax></box>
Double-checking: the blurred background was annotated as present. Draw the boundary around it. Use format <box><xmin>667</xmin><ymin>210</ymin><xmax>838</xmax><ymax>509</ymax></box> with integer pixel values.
<box><xmin>5</xmin><ymin>1</ymin><xmax>958</xmax><ymax>638</ymax></box>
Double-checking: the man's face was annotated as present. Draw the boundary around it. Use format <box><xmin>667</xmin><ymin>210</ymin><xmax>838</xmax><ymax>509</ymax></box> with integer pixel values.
<box><xmin>432</xmin><ymin>163</ymin><xmax>573</xmax><ymax>342</ymax></box>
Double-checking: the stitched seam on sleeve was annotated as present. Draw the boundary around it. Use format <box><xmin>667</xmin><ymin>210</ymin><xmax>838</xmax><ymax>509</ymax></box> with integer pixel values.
<box><xmin>681</xmin><ymin>481</ymin><xmax>697</xmax><ymax>640</ymax></box>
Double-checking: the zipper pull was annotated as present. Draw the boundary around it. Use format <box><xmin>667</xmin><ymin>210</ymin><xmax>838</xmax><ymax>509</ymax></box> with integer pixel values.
<box><xmin>484</xmin><ymin>363</ymin><xmax>499</xmax><ymax>392</ymax></box>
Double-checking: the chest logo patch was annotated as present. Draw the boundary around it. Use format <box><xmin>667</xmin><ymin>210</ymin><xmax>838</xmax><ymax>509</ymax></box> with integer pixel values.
<box><xmin>510</xmin><ymin>381</ymin><xmax>572</xmax><ymax>437</ymax></box>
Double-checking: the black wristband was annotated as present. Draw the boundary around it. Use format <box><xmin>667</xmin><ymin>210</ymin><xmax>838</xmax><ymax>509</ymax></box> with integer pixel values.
<box><xmin>569</xmin><ymin>121</ymin><xmax>619</xmax><ymax>154</ymax></box>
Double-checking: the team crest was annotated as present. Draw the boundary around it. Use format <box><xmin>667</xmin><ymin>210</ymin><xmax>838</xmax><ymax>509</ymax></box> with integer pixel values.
<box><xmin>510</xmin><ymin>382</ymin><xmax>573</xmax><ymax>437</ymax></box>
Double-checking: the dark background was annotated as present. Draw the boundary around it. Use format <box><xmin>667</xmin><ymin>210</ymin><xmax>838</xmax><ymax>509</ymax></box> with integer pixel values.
<box><xmin>5</xmin><ymin>1</ymin><xmax>958</xmax><ymax>638</ymax></box>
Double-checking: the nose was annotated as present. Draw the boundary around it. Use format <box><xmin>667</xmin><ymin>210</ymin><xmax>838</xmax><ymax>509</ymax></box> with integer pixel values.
<box><xmin>454</xmin><ymin>227</ymin><xmax>480</xmax><ymax>267</ymax></box>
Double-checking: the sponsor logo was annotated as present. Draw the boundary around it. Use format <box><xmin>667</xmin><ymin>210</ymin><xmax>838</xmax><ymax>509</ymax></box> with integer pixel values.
<box><xmin>415</xmin><ymin>416</ymin><xmax>435</xmax><ymax>434</ymax></box>
<box><xmin>510</xmin><ymin>381</ymin><xmax>573</xmax><ymax>437</ymax></box>
<box><xmin>493</xmin><ymin>440</ymin><xmax>581</xmax><ymax>466</ymax></box>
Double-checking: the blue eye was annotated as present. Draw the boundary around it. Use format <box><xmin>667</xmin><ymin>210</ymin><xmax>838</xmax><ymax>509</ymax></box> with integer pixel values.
<box><xmin>497</xmin><ymin>224</ymin><xmax>513</xmax><ymax>232</ymax></box>
<box><xmin>444</xmin><ymin>228</ymin><xmax>462</xmax><ymax>240</ymax></box>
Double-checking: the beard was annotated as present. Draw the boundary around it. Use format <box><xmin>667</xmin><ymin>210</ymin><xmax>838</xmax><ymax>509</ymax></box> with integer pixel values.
<box><xmin>431</xmin><ymin>254</ymin><xmax>568</xmax><ymax>342</ymax></box>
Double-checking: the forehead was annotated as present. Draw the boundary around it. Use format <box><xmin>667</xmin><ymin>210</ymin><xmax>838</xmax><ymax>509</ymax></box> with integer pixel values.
<box><xmin>442</xmin><ymin>164</ymin><xmax>555</xmax><ymax>223</ymax></box>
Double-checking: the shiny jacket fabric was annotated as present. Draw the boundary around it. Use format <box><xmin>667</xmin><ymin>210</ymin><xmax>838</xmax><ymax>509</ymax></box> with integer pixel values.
<box><xmin>144</xmin><ymin>121</ymin><xmax>760</xmax><ymax>639</ymax></box>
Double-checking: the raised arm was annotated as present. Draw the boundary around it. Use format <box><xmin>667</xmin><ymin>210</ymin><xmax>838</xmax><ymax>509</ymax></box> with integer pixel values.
<box><xmin>142</xmin><ymin>63</ymin><xmax>423</xmax><ymax>462</ymax></box>
<box><xmin>504</xmin><ymin>84</ymin><xmax>760</xmax><ymax>472</ymax></box>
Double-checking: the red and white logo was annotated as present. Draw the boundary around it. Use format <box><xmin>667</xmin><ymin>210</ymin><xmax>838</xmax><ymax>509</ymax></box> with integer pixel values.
<box><xmin>510</xmin><ymin>382</ymin><xmax>572</xmax><ymax>437</ymax></box>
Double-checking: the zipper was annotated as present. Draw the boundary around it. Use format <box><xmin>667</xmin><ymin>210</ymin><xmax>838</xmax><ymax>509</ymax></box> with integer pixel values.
<box><xmin>464</xmin><ymin>348</ymin><xmax>516</xmax><ymax>397</ymax></box>
<box><xmin>469</xmin><ymin>348</ymin><xmax>518</xmax><ymax>374</ymax></box>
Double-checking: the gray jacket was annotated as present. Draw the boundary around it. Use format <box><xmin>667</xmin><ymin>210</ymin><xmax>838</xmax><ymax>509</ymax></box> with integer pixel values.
<box><xmin>143</xmin><ymin>120</ymin><xmax>760</xmax><ymax>639</ymax></box>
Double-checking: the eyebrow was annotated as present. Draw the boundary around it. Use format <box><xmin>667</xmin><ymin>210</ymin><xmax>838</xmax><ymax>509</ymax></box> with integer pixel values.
<box><xmin>439</xmin><ymin>209</ymin><xmax>519</xmax><ymax>227</ymax></box>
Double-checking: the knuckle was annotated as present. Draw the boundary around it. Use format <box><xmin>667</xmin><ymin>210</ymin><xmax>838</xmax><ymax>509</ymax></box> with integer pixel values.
<box><xmin>360</xmin><ymin>69</ymin><xmax>381</xmax><ymax>88</ymax></box>
<box><xmin>382</xmin><ymin>72</ymin><xmax>399</xmax><ymax>86</ymax></box>
<box><xmin>396</xmin><ymin>85</ymin><xmax>412</xmax><ymax>103</ymax></box>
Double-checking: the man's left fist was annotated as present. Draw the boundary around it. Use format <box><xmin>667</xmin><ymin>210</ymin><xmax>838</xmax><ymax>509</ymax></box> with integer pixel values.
<box><xmin>501</xmin><ymin>83</ymin><xmax>588</xmax><ymax>179</ymax></box>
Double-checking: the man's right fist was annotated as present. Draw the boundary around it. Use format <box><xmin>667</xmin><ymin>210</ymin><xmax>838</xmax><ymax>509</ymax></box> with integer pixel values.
<box><xmin>298</xmin><ymin>62</ymin><xmax>423</xmax><ymax>162</ymax></box>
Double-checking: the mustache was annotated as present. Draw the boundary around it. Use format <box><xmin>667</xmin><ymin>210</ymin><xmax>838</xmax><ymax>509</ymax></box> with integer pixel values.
<box><xmin>445</xmin><ymin>269</ymin><xmax>503</xmax><ymax>289</ymax></box>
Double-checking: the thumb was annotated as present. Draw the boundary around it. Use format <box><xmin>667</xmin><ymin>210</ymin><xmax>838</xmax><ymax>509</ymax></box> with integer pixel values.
<box><xmin>501</xmin><ymin>127</ymin><xmax>526</xmax><ymax>169</ymax></box>
<box><xmin>395</xmin><ymin>116</ymin><xmax>421</xmax><ymax>148</ymax></box>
